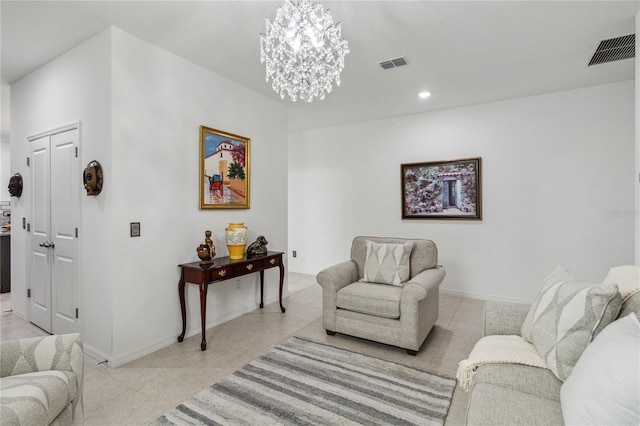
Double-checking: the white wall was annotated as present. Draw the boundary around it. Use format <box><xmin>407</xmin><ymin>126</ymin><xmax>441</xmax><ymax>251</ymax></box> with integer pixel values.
<box><xmin>636</xmin><ymin>11</ymin><xmax>640</xmax><ymax>266</ymax></box>
<box><xmin>10</xmin><ymin>29</ymin><xmax>113</xmax><ymax>361</ymax></box>
<box><xmin>109</xmin><ymin>28</ymin><xmax>288</xmax><ymax>365</ymax></box>
<box><xmin>11</xmin><ymin>27</ymin><xmax>288</xmax><ymax>367</ymax></box>
<box><xmin>289</xmin><ymin>81</ymin><xmax>635</xmax><ymax>303</ymax></box>
<box><xmin>1</xmin><ymin>85</ymin><xmax>10</xmax><ymax>204</ymax></box>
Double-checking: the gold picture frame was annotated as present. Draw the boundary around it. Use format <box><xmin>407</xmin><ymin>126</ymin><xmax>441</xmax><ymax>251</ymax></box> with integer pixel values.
<box><xmin>199</xmin><ymin>126</ymin><xmax>251</xmax><ymax>209</ymax></box>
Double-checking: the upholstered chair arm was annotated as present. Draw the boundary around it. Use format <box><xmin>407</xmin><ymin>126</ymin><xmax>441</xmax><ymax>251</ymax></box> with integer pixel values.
<box><xmin>316</xmin><ymin>260</ymin><xmax>359</xmax><ymax>332</ymax></box>
<box><xmin>398</xmin><ymin>266</ymin><xmax>445</xmax><ymax>352</ymax></box>
<box><xmin>401</xmin><ymin>267</ymin><xmax>446</xmax><ymax>303</ymax></box>
<box><xmin>316</xmin><ymin>260</ymin><xmax>359</xmax><ymax>293</ymax></box>
<box><xmin>483</xmin><ymin>301</ymin><xmax>531</xmax><ymax>336</ymax></box>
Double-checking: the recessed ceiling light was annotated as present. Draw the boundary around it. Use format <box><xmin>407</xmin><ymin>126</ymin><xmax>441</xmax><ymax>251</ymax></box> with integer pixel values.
<box><xmin>418</xmin><ymin>91</ymin><xmax>431</xmax><ymax>99</ymax></box>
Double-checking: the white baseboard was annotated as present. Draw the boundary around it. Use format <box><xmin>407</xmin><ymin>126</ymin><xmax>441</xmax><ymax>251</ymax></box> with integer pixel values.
<box><xmin>84</xmin><ymin>288</ymin><xmax>526</xmax><ymax>368</ymax></box>
<box><xmin>440</xmin><ymin>287</ymin><xmax>530</xmax><ymax>305</ymax></box>
<box><xmin>102</xmin><ymin>295</ymin><xmax>281</xmax><ymax>368</ymax></box>
<box><xmin>83</xmin><ymin>344</ymin><xmax>111</xmax><ymax>365</ymax></box>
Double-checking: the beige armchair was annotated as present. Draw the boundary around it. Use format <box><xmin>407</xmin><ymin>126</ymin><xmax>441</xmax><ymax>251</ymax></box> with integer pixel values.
<box><xmin>317</xmin><ymin>236</ymin><xmax>445</xmax><ymax>355</ymax></box>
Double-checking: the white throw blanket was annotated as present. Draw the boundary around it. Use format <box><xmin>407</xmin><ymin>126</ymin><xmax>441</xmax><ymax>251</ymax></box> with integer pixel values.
<box><xmin>456</xmin><ymin>335</ymin><xmax>548</xmax><ymax>392</ymax></box>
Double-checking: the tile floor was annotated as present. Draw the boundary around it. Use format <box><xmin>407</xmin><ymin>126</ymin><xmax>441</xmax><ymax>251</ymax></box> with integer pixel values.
<box><xmin>0</xmin><ymin>272</ymin><xmax>484</xmax><ymax>425</ymax></box>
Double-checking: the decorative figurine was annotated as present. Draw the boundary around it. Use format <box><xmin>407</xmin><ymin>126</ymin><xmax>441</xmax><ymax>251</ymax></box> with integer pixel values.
<box><xmin>247</xmin><ymin>235</ymin><xmax>268</xmax><ymax>258</ymax></box>
<box><xmin>204</xmin><ymin>230</ymin><xmax>216</xmax><ymax>259</ymax></box>
<box><xmin>8</xmin><ymin>173</ymin><xmax>23</xmax><ymax>197</ymax></box>
<box><xmin>83</xmin><ymin>160</ymin><xmax>103</xmax><ymax>196</ymax></box>
<box><xmin>196</xmin><ymin>244</ymin><xmax>212</xmax><ymax>265</ymax></box>
<box><xmin>196</xmin><ymin>230</ymin><xmax>216</xmax><ymax>265</ymax></box>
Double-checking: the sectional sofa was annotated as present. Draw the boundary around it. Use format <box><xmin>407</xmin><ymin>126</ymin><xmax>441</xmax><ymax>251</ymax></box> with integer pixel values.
<box><xmin>460</xmin><ymin>265</ymin><xmax>640</xmax><ymax>425</ymax></box>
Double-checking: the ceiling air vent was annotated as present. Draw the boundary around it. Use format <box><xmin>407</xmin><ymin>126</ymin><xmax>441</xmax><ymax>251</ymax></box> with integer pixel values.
<box><xmin>588</xmin><ymin>34</ymin><xmax>635</xmax><ymax>66</ymax></box>
<box><xmin>379</xmin><ymin>56</ymin><xmax>408</xmax><ymax>70</ymax></box>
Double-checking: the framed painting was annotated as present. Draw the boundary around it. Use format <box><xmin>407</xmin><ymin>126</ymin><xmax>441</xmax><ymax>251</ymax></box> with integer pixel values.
<box><xmin>401</xmin><ymin>157</ymin><xmax>482</xmax><ymax>220</ymax></box>
<box><xmin>199</xmin><ymin>126</ymin><xmax>251</xmax><ymax>209</ymax></box>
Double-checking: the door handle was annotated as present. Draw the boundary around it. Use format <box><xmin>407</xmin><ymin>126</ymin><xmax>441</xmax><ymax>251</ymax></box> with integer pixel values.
<box><xmin>39</xmin><ymin>241</ymin><xmax>55</xmax><ymax>248</ymax></box>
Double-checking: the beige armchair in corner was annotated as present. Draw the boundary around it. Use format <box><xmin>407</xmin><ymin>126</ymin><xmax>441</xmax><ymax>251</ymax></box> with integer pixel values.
<box><xmin>316</xmin><ymin>236</ymin><xmax>445</xmax><ymax>355</ymax></box>
<box><xmin>0</xmin><ymin>333</ymin><xmax>84</xmax><ymax>426</ymax></box>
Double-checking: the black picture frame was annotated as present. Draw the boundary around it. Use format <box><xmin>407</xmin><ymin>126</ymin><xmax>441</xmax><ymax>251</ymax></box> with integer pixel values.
<box><xmin>401</xmin><ymin>157</ymin><xmax>482</xmax><ymax>220</ymax></box>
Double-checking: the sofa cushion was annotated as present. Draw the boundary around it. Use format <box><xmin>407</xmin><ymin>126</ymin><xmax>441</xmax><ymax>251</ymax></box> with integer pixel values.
<box><xmin>471</xmin><ymin>363</ymin><xmax>561</xmax><ymax>402</ymax></box>
<box><xmin>0</xmin><ymin>370</ymin><xmax>77</xmax><ymax>426</ymax></box>
<box><xmin>561</xmin><ymin>313</ymin><xmax>640</xmax><ymax>425</ymax></box>
<box><xmin>483</xmin><ymin>301</ymin><xmax>530</xmax><ymax>336</ymax></box>
<box><xmin>601</xmin><ymin>265</ymin><xmax>640</xmax><ymax>301</ymax></box>
<box><xmin>619</xmin><ymin>290</ymin><xmax>640</xmax><ymax>319</ymax></box>
<box><xmin>602</xmin><ymin>265</ymin><xmax>640</xmax><ymax>320</ymax></box>
<box><xmin>521</xmin><ymin>265</ymin><xmax>622</xmax><ymax>381</ymax></box>
<box><xmin>337</xmin><ymin>282</ymin><xmax>401</xmax><ymax>319</ymax></box>
<box><xmin>361</xmin><ymin>240</ymin><xmax>413</xmax><ymax>286</ymax></box>
<box><xmin>466</xmin><ymin>382</ymin><xmax>563</xmax><ymax>426</ymax></box>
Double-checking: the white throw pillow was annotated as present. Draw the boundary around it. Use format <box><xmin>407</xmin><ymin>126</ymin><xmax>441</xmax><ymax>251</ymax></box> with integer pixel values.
<box><xmin>601</xmin><ymin>265</ymin><xmax>640</xmax><ymax>302</ymax></box>
<box><xmin>361</xmin><ymin>240</ymin><xmax>413</xmax><ymax>286</ymax></box>
<box><xmin>521</xmin><ymin>265</ymin><xmax>622</xmax><ymax>381</ymax></box>
<box><xmin>561</xmin><ymin>313</ymin><xmax>640</xmax><ymax>426</ymax></box>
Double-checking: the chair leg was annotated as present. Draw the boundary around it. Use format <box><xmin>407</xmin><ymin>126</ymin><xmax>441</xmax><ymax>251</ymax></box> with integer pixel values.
<box><xmin>406</xmin><ymin>349</ymin><xmax>418</xmax><ymax>356</ymax></box>
<box><xmin>326</xmin><ymin>330</ymin><xmax>336</xmax><ymax>336</ymax></box>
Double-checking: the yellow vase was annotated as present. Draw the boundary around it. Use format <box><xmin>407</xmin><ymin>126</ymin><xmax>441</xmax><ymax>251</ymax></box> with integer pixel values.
<box><xmin>225</xmin><ymin>222</ymin><xmax>248</xmax><ymax>260</ymax></box>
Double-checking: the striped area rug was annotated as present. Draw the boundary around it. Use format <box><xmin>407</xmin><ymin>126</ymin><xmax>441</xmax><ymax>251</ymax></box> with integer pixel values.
<box><xmin>153</xmin><ymin>336</ymin><xmax>457</xmax><ymax>425</ymax></box>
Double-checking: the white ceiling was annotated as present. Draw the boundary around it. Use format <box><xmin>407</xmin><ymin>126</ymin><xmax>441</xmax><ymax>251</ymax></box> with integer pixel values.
<box><xmin>1</xmin><ymin>1</ymin><xmax>638</xmax><ymax>132</ymax></box>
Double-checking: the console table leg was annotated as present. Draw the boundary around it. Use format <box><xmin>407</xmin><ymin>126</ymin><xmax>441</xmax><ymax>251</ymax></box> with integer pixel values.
<box><xmin>278</xmin><ymin>263</ymin><xmax>286</xmax><ymax>313</ymax></box>
<box><xmin>200</xmin><ymin>282</ymin><xmax>208</xmax><ymax>351</ymax></box>
<box><xmin>177</xmin><ymin>276</ymin><xmax>186</xmax><ymax>342</ymax></box>
<box><xmin>259</xmin><ymin>270</ymin><xmax>265</xmax><ymax>309</ymax></box>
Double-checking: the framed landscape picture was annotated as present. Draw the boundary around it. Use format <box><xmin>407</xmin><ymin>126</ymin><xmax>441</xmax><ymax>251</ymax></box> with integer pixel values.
<box><xmin>401</xmin><ymin>157</ymin><xmax>482</xmax><ymax>220</ymax></box>
<box><xmin>199</xmin><ymin>126</ymin><xmax>251</xmax><ymax>209</ymax></box>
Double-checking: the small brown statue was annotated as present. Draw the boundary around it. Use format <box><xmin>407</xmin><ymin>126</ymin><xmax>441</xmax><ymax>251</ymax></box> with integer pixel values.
<box><xmin>205</xmin><ymin>230</ymin><xmax>216</xmax><ymax>258</ymax></box>
<box><xmin>247</xmin><ymin>235</ymin><xmax>268</xmax><ymax>258</ymax></box>
<box><xmin>196</xmin><ymin>230</ymin><xmax>216</xmax><ymax>265</ymax></box>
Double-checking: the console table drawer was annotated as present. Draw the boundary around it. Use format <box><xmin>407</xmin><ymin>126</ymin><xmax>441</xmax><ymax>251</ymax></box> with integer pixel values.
<box><xmin>233</xmin><ymin>256</ymin><xmax>281</xmax><ymax>274</ymax></box>
<box><xmin>235</xmin><ymin>261</ymin><xmax>260</xmax><ymax>274</ymax></box>
<box><xmin>211</xmin><ymin>267</ymin><xmax>232</xmax><ymax>280</ymax></box>
<box><xmin>264</xmin><ymin>256</ymin><xmax>281</xmax><ymax>267</ymax></box>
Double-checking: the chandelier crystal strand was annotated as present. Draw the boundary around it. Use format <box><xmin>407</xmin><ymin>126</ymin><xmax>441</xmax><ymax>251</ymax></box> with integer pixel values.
<box><xmin>260</xmin><ymin>0</ymin><xmax>349</xmax><ymax>103</ymax></box>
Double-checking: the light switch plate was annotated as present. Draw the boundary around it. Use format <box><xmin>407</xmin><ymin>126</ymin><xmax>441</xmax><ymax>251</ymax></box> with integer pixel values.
<box><xmin>130</xmin><ymin>222</ymin><xmax>140</xmax><ymax>237</ymax></box>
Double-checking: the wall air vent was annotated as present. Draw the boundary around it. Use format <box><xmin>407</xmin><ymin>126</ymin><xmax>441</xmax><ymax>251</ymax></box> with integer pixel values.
<box><xmin>588</xmin><ymin>34</ymin><xmax>635</xmax><ymax>66</ymax></box>
<box><xmin>379</xmin><ymin>56</ymin><xmax>408</xmax><ymax>70</ymax></box>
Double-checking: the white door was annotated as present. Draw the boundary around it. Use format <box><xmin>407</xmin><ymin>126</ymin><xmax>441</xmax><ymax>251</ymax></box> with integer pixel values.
<box><xmin>30</xmin><ymin>136</ymin><xmax>52</xmax><ymax>331</ymax></box>
<box><xmin>29</xmin><ymin>126</ymin><xmax>80</xmax><ymax>334</ymax></box>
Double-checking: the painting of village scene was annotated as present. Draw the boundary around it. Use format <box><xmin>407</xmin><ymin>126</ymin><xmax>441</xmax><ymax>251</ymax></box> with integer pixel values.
<box><xmin>199</xmin><ymin>126</ymin><xmax>250</xmax><ymax>209</ymax></box>
<box><xmin>402</xmin><ymin>157</ymin><xmax>481</xmax><ymax>219</ymax></box>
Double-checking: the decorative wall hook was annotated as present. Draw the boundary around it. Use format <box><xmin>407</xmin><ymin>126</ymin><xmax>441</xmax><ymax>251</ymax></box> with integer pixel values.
<box><xmin>83</xmin><ymin>160</ymin><xmax>103</xmax><ymax>196</ymax></box>
<box><xmin>8</xmin><ymin>173</ymin><xmax>23</xmax><ymax>197</ymax></box>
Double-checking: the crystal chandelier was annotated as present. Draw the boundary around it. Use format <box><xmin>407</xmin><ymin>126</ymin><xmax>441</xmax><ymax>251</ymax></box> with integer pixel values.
<box><xmin>260</xmin><ymin>0</ymin><xmax>349</xmax><ymax>103</ymax></box>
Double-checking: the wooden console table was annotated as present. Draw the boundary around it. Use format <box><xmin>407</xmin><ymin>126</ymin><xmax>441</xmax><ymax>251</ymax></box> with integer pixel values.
<box><xmin>177</xmin><ymin>251</ymin><xmax>285</xmax><ymax>350</ymax></box>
